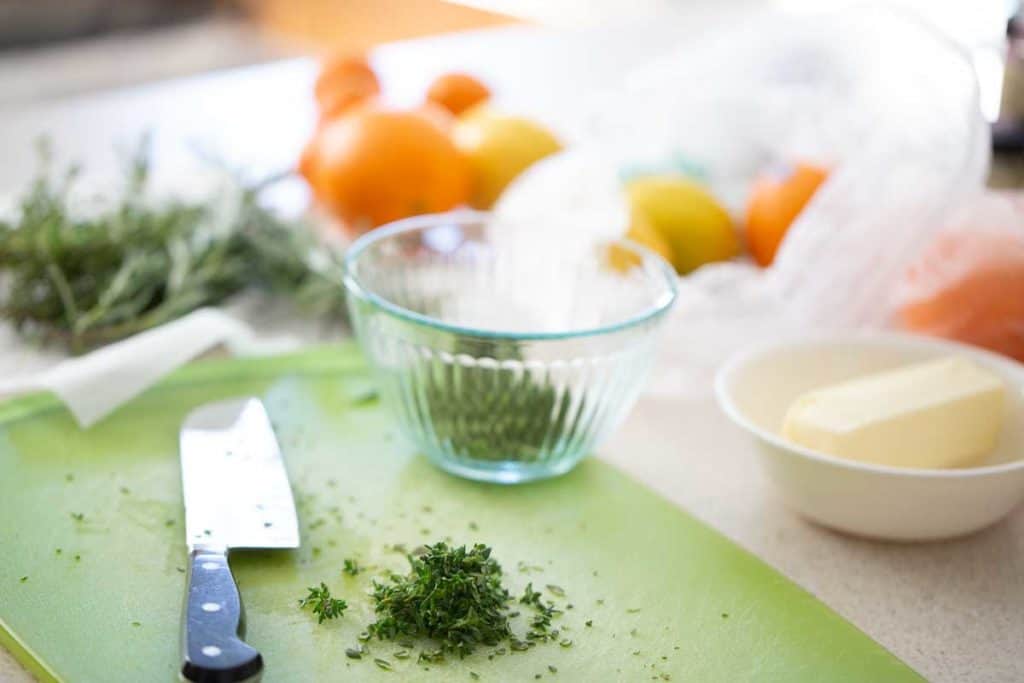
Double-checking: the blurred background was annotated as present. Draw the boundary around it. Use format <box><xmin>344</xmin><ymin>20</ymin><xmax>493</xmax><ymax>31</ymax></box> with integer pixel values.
<box><xmin>0</xmin><ymin>0</ymin><xmax>1020</xmax><ymax>178</ymax></box>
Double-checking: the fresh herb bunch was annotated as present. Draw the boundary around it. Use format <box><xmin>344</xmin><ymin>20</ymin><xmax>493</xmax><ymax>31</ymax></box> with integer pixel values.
<box><xmin>0</xmin><ymin>141</ymin><xmax>347</xmax><ymax>352</ymax></box>
<box><xmin>299</xmin><ymin>582</ymin><xmax>348</xmax><ymax>623</ymax></box>
<box><xmin>368</xmin><ymin>543</ymin><xmax>513</xmax><ymax>657</ymax></box>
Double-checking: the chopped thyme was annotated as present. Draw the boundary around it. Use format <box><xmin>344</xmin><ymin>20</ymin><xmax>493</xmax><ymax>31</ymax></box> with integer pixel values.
<box><xmin>369</xmin><ymin>543</ymin><xmax>511</xmax><ymax>657</ymax></box>
<box><xmin>308</xmin><ymin>541</ymin><xmax>578</xmax><ymax>666</ymax></box>
<box><xmin>298</xmin><ymin>582</ymin><xmax>347</xmax><ymax>623</ymax></box>
<box><xmin>520</xmin><ymin>583</ymin><xmax>542</xmax><ymax>606</ymax></box>
<box><xmin>417</xmin><ymin>649</ymin><xmax>445</xmax><ymax>664</ymax></box>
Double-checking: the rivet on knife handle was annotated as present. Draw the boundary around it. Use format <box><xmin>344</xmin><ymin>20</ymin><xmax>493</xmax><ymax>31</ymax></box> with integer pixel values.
<box><xmin>180</xmin><ymin>547</ymin><xmax>262</xmax><ymax>683</ymax></box>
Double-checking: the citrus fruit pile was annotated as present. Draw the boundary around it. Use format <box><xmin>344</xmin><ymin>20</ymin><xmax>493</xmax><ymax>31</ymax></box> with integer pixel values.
<box><xmin>299</xmin><ymin>55</ymin><xmax>830</xmax><ymax>275</ymax></box>
<box><xmin>300</xmin><ymin>56</ymin><xmax>562</xmax><ymax>236</ymax></box>
<box><xmin>622</xmin><ymin>160</ymin><xmax>829</xmax><ymax>275</ymax></box>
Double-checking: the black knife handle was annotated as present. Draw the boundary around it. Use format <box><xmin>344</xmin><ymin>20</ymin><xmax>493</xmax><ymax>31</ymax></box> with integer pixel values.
<box><xmin>181</xmin><ymin>547</ymin><xmax>263</xmax><ymax>683</ymax></box>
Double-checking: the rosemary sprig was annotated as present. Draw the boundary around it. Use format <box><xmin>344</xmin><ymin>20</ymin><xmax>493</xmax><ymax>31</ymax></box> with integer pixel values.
<box><xmin>0</xmin><ymin>141</ymin><xmax>347</xmax><ymax>352</ymax></box>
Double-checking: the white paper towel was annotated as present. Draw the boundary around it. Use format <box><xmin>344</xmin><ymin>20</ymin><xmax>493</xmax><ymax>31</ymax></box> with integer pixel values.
<box><xmin>0</xmin><ymin>308</ymin><xmax>301</xmax><ymax>427</ymax></box>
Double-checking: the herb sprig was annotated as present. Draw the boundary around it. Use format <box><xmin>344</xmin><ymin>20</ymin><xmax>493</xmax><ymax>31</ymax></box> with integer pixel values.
<box><xmin>298</xmin><ymin>582</ymin><xmax>348</xmax><ymax>623</ymax></box>
<box><xmin>0</xmin><ymin>140</ymin><xmax>347</xmax><ymax>352</ymax></box>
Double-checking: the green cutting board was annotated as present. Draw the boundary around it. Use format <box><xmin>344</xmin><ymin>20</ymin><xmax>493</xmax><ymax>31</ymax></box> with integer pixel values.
<box><xmin>0</xmin><ymin>345</ymin><xmax>921</xmax><ymax>682</ymax></box>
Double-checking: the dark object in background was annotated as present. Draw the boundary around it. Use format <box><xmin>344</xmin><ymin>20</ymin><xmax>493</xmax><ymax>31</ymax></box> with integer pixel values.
<box><xmin>993</xmin><ymin>120</ymin><xmax>1024</xmax><ymax>152</ymax></box>
<box><xmin>0</xmin><ymin>0</ymin><xmax>216</xmax><ymax>49</ymax></box>
<box><xmin>994</xmin><ymin>5</ymin><xmax>1024</xmax><ymax>152</ymax></box>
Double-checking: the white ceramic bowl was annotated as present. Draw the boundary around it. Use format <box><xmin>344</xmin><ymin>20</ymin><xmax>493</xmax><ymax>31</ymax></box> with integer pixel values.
<box><xmin>715</xmin><ymin>332</ymin><xmax>1024</xmax><ymax>541</ymax></box>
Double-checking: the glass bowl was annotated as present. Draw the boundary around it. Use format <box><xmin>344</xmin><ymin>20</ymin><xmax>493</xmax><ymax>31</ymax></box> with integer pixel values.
<box><xmin>342</xmin><ymin>211</ymin><xmax>677</xmax><ymax>483</ymax></box>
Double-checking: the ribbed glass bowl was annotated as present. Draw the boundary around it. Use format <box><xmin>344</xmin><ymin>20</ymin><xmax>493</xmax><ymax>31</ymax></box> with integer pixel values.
<box><xmin>342</xmin><ymin>211</ymin><xmax>677</xmax><ymax>483</ymax></box>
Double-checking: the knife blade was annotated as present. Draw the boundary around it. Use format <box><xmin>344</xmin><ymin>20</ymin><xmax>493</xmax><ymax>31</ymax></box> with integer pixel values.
<box><xmin>179</xmin><ymin>397</ymin><xmax>299</xmax><ymax>683</ymax></box>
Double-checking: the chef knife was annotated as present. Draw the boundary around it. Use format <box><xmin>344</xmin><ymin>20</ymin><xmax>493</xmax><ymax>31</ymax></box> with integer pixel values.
<box><xmin>179</xmin><ymin>398</ymin><xmax>300</xmax><ymax>682</ymax></box>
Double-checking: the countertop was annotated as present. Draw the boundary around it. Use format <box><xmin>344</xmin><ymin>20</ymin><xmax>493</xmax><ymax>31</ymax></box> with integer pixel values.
<box><xmin>1</xmin><ymin>17</ymin><xmax>1023</xmax><ymax>683</ymax></box>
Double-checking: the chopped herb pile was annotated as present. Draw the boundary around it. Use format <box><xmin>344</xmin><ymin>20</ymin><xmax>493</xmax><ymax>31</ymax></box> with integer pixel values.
<box><xmin>368</xmin><ymin>543</ymin><xmax>512</xmax><ymax>657</ymax></box>
<box><xmin>298</xmin><ymin>541</ymin><xmax>578</xmax><ymax>667</ymax></box>
<box><xmin>298</xmin><ymin>582</ymin><xmax>348</xmax><ymax>623</ymax></box>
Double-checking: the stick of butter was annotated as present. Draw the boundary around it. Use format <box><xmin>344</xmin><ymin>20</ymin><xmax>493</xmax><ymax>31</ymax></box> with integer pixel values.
<box><xmin>782</xmin><ymin>356</ymin><xmax>1005</xmax><ymax>469</ymax></box>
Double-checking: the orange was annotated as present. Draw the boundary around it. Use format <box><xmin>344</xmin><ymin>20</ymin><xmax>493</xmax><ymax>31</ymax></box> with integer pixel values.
<box><xmin>745</xmin><ymin>161</ymin><xmax>829</xmax><ymax>266</ymax></box>
<box><xmin>898</xmin><ymin>230</ymin><xmax>1024</xmax><ymax>361</ymax></box>
<box><xmin>426</xmin><ymin>72</ymin><xmax>490</xmax><ymax>116</ymax></box>
<box><xmin>300</xmin><ymin>104</ymin><xmax>469</xmax><ymax>234</ymax></box>
<box><xmin>314</xmin><ymin>54</ymin><xmax>381</xmax><ymax>123</ymax></box>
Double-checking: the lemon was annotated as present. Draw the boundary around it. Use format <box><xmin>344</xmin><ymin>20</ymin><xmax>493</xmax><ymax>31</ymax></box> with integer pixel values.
<box><xmin>626</xmin><ymin>208</ymin><xmax>674</xmax><ymax>264</ymax></box>
<box><xmin>606</xmin><ymin>208</ymin><xmax>674</xmax><ymax>272</ymax></box>
<box><xmin>626</xmin><ymin>175</ymin><xmax>738</xmax><ymax>274</ymax></box>
<box><xmin>454</xmin><ymin>106</ymin><xmax>562</xmax><ymax>209</ymax></box>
